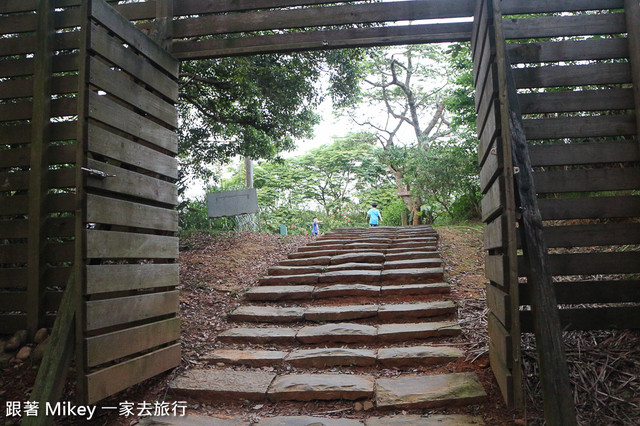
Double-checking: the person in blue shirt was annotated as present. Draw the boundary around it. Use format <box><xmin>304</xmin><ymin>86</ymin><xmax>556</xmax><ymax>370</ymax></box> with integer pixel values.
<box><xmin>366</xmin><ymin>202</ymin><xmax>382</xmax><ymax>227</ymax></box>
<box><xmin>311</xmin><ymin>217</ymin><xmax>320</xmax><ymax>235</ymax></box>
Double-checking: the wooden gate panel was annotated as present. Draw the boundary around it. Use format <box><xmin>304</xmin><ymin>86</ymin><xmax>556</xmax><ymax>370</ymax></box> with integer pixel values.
<box><xmin>76</xmin><ymin>0</ymin><xmax>180</xmax><ymax>404</ymax></box>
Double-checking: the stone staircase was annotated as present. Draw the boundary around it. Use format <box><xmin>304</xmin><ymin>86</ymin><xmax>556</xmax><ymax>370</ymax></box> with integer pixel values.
<box><xmin>158</xmin><ymin>226</ymin><xmax>487</xmax><ymax>425</ymax></box>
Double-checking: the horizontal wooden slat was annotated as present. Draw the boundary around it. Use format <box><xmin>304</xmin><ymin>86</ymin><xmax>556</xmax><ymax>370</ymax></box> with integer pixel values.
<box><xmin>87</xmin><ymin>194</ymin><xmax>177</xmax><ymax>232</ymax></box>
<box><xmin>0</xmin><ymin>242</ymin><xmax>73</xmax><ymax>264</ymax></box>
<box><xmin>89</xmin><ymin>57</ymin><xmax>177</xmax><ymax>128</ymax></box>
<box><xmin>0</xmin><ymin>291</ymin><xmax>26</xmax><ymax>311</ymax></box>
<box><xmin>0</xmin><ymin>217</ymin><xmax>74</xmax><ymax>239</ymax></box>
<box><xmin>518</xmin><ymin>252</ymin><xmax>640</xmax><ymax>276</ymax></box>
<box><xmin>86</xmin><ymin>343</ymin><xmax>180</xmax><ymax>404</ymax></box>
<box><xmin>172</xmin><ymin>22</ymin><xmax>473</xmax><ymax>59</ymax></box>
<box><xmin>523</xmin><ymin>114</ymin><xmax>636</xmax><ymax>140</ymax></box>
<box><xmin>0</xmin><ymin>75</ymin><xmax>78</xmax><ymax>100</ymax></box>
<box><xmin>0</xmin><ymin>121</ymin><xmax>76</xmax><ymax>146</ymax></box>
<box><xmin>486</xmin><ymin>254</ymin><xmax>509</xmax><ymax>288</ymax></box>
<box><xmin>89</xmin><ymin>24</ymin><xmax>178</xmax><ymax>101</ymax></box>
<box><xmin>1</xmin><ymin>268</ymin><xmax>68</xmax><ymax>290</ymax></box>
<box><xmin>86</xmin><ymin>263</ymin><xmax>178</xmax><ymax>294</ymax></box>
<box><xmin>481</xmin><ymin>176</ymin><xmax>504</xmax><ymax>222</ymax></box>
<box><xmin>487</xmin><ymin>284</ymin><xmax>511</xmax><ymax>329</ymax></box>
<box><xmin>539</xmin><ymin>223</ymin><xmax>640</xmax><ymax>248</ymax></box>
<box><xmin>529</xmin><ymin>141</ymin><xmax>639</xmax><ymax>167</ymax></box>
<box><xmin>85</xmin><ymin>158</ymin><xmax>177</xmax><ymax>205</ymax></box>
<box><xmin>519</xmin><ymin>88</ymin><xmax>634</xmax><ymax>114</ymax></box>
<box><xmin>85</xmin><ymin>290</ymin><xmax>179</xmax><ymax>331</ymax></box>
<box><xmin>502</xmin><ymin>0</ymin><xmax>624</xmax><ymax>14</ymax></box>
<box><xmin>538</xmin><ymin>196</ymin><xmax>640</xmax><ymax>220</ymax></box>
<box><xmin>478</xmin><ymin>99</ymin><xmax>499</xmax><ymax>168</ymax></box>
<box><xmin>87</xmin><ymin>125</ymin><xmax>177</xmax><ymax>179</ymax></box>
<box><xmin>503</xmin><ymin>13</ymin><xmax>626</xmax><ymax>40</ymax></box>
<box><xmin>0</xmin><ymin>97</ymin><xmax>77</xmax><ymax>122</ymax></box>
<box><xmin>507</xmin><ymin>38</ymin><xmax>629</xmax><ymax>64</ymax></box>
<box><xmin>0</xmin><ymin>168</ymin><xmax>75</xmax><ymax>192</ymax></box>
<box><xmin>86</xmin><ymin>317</ymin><xmax>180</xmax><ymax>367</ymax></box>
<box><xmin>534</xmin><ymin>168</ymin><xmax>640</xmax><ymax>193</ymax></box>
<box><xmin>0</xmin><ymin>31</ymin><xmax>79</xmax><ymax>57</ymax></box>
<box><xmin>488</xmin><ymin>312</ymin><xmax>512</xmax><ymax>369</ymax></box>
<box><xmin>174</xmin><ymin>0</ymin><xmax>375</xmax><ymax>15</ymax></box>
<box><xmin>0</xmin><ymin>144</ymin><xmax>76</xmax><ymax>169</ymax></box>
<box><xmin>86</xmin><ymin>230</ymin><xmax>178</xmax><ymax>259</ymax></box>
<box><xmin>483</xmin><ymin>214</ymin><xmax>506</xmax><ymax>250</ymax></box>
<box><xmin>90</xmin><ymin>0</ymin><xmax>178</xmax><ymax>76</ymax></box>
<box><xmin>0</xmin><ymin>314</ymin><xmax>26</xmax><ymax>334</ymax></box>
<box><xmin>513</xmin><ymin>63</ymin><xmax>631</xmax><ymax>89</ymax></box>
<box><xmin>0</xmin><ymin>53</ymin><xmax>77</xmax><ymax>78</ymax></box>
<box><xmin>88</xmin><ymin>92</ymin><xmax>177</xmax><ymax>154</ymax></box>
<box><xmin>480</xmin><ymin>138</ymin><xmax>501</xmax><ymax>193</ymax></box>
<box><xmin>520</xmin><ymin>306</ymin><xmax>640</xmax><ymax>332</ymax></box>
<box><xmin>172</xmin><ymin>0</ymin><xmax>476</xmax><ymax>38</ymax></box>
<box><xmin>489</xmin><ymin>338</ymin><xmax>513</xmax><ymax>407</ymax></box>
<box><xmin>520</xmin><ymin>280</ymin><xmax>640</xmax><ymax>305</ymax></box>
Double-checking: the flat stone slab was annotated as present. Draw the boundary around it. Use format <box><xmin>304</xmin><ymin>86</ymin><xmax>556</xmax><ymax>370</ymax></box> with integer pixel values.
<box><xmin>314</xmin><ymin>284</ymin><xmax>380</xmax><ymax>298</ymax></box>
<box><xmin>288</xmin><ymin>250</ymin><xmax>338</xmax><ymax>259</ymax></box>
<box><xmin>287</xmin><ymin>348</ymin><xmax>377</xmax><ymax>368</ymax></box>
<box><xmin>268</xmin><ymin>374</ymin><xmax>374</xmax><ymax>401</ymax></box>
<box><xmin>259</xmin><ymin>273</ymin><xmax>320</xmax><ymax>286</ymax></box>
<box><xmin>218</xmin><ymin>327</ymin><xmax>297</xmax><ymax>344</ymax></box>
<box><xmin>380</xmin><ymin>268</ymin><xmax>444</xmax><ymax>284</ymax></box>
<box><xmin>298</xmin><ymin>244</ymin><xmax>345</xmax><ymax>252</ymax></box>
<box><xmin>170</xmin><ymin>369</ymin><xmax>275</xmax><ymax>401</ymax></box>
<box><xmin>280</xmin><ymin>256</ymin><xmax>331</xmax><ymax>266</ymax></box>
<box><xmin>139</xmin><ymin>416</ymin><xmax>249</xmax><ymax>426</ymax></box>
<box><xmin>384</xmin><ymin>251</ymin><xmax>440</xmax><ymax>261</ymax></box>
<box><xmin>377</xmin><ymin>301</ymin><xmax>455</xmax><ymax>321</ymax></box>
<box><xmin>375</xmin><ymin>372</ymin><xmax>486</xmax><ymax>409</ymax></box>
<box><xmin>344</xmin><ymin>243</ymin><xmax>388</xmax><ymax>250</ymax></box>
<box><xmin>385</xmin><ymin>247</ymin><xmax>435</xmax><ymax>253</ymax></box>
<box><xmin>330</xmin><ymin>252</ymin><xmax>385</xmax><ymax>265</ymax></box>
<box><xmin>296</xmin><ymin>323</ymin><xmax>377</xmax><ymax>344</ymax></box>
<box><xmin>326</xmin><ymin>262</ymin><xmax>383</xmax><ymax>272</ymax></box>
<box><xmin>246</xmin><ymin>285</ymin><xmax>315</xmax><ymax>301</ymax></box>
<box><xmin>383</xmin><ymin>258</ymin><xmax>442</xmax><ymax>269</ymax></box>
<box><xmin>377</xmin><ymin>346</ymin><xmax>463</xmax><ymax>368</ymax></box>
<box><xmin>229</xmin><ymin>306</ymin><xmax>305</xmax><ymax>322</ymax></box>
<box><xmin>258</xmin><ymin>416</ymin><xmax>363</xmax><ymax>426</ymax></box>
<box><xmin>305</xmin><ymin>304</ymin><xmax>378</xmax><ymax>322</ymax></box>
<box><xmin>365</xmin><ymin>414</ymin><xmax>484</xmax><ymax>425</ymax></box>
<box><xmin>268</xmin><ymin>265</ymin><xmax>324</xmax><ymax>275</ymax></box>
<box><xmin>377</xmin><ymin>322</ymin><xmax>461</xmax><ymax>343</ymax></box>
<box><xmin>380</xmin><ymin>283</ymin><xmax>449</xmax><ymax>296</ymax></box>
<box><xmin>203</xmin><ymin>349</ymin><xmax>288</xmax><ymax>367</ymax></box>
<box><xmin>319</xmin><ymin>270</ymin><xmax>381</xmax><ymax>284</ymax></box>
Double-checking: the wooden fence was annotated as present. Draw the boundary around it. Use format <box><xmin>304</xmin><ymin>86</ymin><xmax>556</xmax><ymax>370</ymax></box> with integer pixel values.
<box><xmin>473</xmin><ymin>0</ymin><xmax>640</xmax><ymax>408</ymax></box>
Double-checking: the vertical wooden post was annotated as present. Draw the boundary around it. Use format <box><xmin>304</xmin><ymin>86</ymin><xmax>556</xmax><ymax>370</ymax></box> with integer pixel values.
<box><xmin>626</xmin><ymin>0</ymin><xmax>640</xmax><ymax>138</ymax></box>
<box><xmin>490</xmin><ymin>0</ymin><xmax>523</xmax><ymax>409</ymax></box>
<box><xmin>27</xmin><ymin>0</ymin><xmax>55</xmax><ymax>339</ymax></box>
<box><xmin>152</xmin><ymin>0</ymin><xmax>173</xmax><ymax>51</ymax></box>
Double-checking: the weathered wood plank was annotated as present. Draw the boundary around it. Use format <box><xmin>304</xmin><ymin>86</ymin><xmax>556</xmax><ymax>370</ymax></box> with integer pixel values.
<box><xmin>0</xmin><ymin>314</ymin><xmax>27</xmax><ymax>334</ymax></box>
<box><xmin>89</xmin><ymin>24</ymin><xmax>178</xmax><ymax>101</ymax></box>
<box><xmin>85</xmin><ymin>158</ymin><xmax>177</xmax><ymax>205</ymax></box>
<box><xmin>518</xmin><ymin>252</ymin><xmax>640</xmax><ymax>276</ymax></box>
<box><xmin>486</xmin><ymin>254</ymin><xmax>509</xmax><ymax>288</ymax></box>
<box><xmin>89</xmin><ymin>57</ymin><xmax>177</xmax><ymax>128</ymax></box>
<box><xmin>0</xmin><ymin>122</ymin><xmax>76</xmax><ymax>146</ymax></box>
<box><xmin>0</xmin><ymin>168</ymin><xmax>75</xmax><ymax>192</ymax></box>
<box><xmin>0</xmin><ymin>75</ymin><xmax>77</xmax><ymax>100</ymax></box>
<box><xmin>483</xmin><ymin>214</ymin><xmax>506</xmax><ymax>250</ymax></box>
<box><xmin>534</xmin><ymin>167</ymin><xmax>639</xmax><ymax>193</ymax></box>
<box><xmin>90</xmin><ymin>0</ymin><xmax>178</xmax><ymax>76</ymax></box>
<box><xmin>488</xmin><ymin>312</ymin><xmax>512</xmax><ymax>368</ymax></box>
<box><xmin>534</xmin><ymin>223</ymin><xmax>640</xmax><ymax>248</ymax></box>
<box><xmin>478</xmin><ymin>99</ymin><xmax>499</xmax><ymax>168</ymax></box>
<box><xmin>480</xmin><ymin>138</ymin><xmax>501</xmax><ymax>193</ymax></box>
<box><xmin>0</xmin><ymin>292</ymin><xmax>26</xmax><ymax>311</ymax></box>
<box><xmin>0</xmin><ymin>194</ymin><xmax>74</xmax><ymax>216</ymax></box>
<box><xmin>529</xmin><ymin>140</ymin><xmax>638</xmax><ymax>167</ymax></box>
<box><xmin>0</xmin><ymin>98</ymin><xmax>77</xmax><ymax>122</ymax></box>
<box><xmin>519</xmin><ymin>88</ymin><xmax>634</xmax><ymax>114</ymax></box>
<box><xmin>85</xmin><ymin>290</ymin><xmax>179</xmax><ymax>331</ymax></box>
<box><xmin>520</xmin><ymin>280</ymin><xmax>640</xmax><ymax>306</ymax></box>
<box><xmin>503</xmin><ymin>13</ymin><xmax>626</xmax><ymax>40</ymax></box>
<box><xmin>86</xmin><ymin>230</ymin><xmax>178</xmax><ymax>259</ymax></box>
<box><xmin>0</xmin><ymin>31</ymin><xmax>80</xmax><ymax>57</ymax></box>
<box><xmin>508</xmin><ymin>38</ymin><xmax>628</xmax><ymax>64</ymax></box>
<box><xmin>523</xmin><ymin>115</ymin><xmax>636</xmax><ymax>140</ymax></box>
<box><xmin>85</xmin><ymin>343</ymin><xmax>180</xmax><ymax>404</ymax></box>
<box><xmin>481</xmin><ymin>176</ymin><xmax>504</xmax><ymax>222</ymax></box>
<box><xmin>0</xmin><ymin>217</ymin><xmax>74</xmax><ymax>239</ymax></box>
<box><xmin>87</xmin><ymin>194</ymin><xmax>177</xmax><ymax>232</ymax></box>
<box><xmin>174</xmin><ymin>0</ymin><xmax>374</xmax><ymax>15</ymax></box>
<box><xmin>513</xmin><ymin>63</ymin><xmax>631</xmax><ymax>89</ymax></box>
<box><xmin>172</xmin><ymin>0</ymin><xmax>476</xmax><ymax>38</ymax></box>
<box><xmin>538</xmin><ymin>196</ymin><xmax>640</xmax><ymax>220</ymax></box>
<box><xmin>520</xmin><ymin>306</ymin><xmax>640</xmax><ymax>332</ymax></box>
<box><xmin>86</xmin><ymin>263</ymin><xmax>179</xmax><ymax>294</ymax></box>
<box><xmin>88</xmin><ymin>91</ymin><xmax>177</xmax><ymax>153</ymax></box>
<box><xmin>0</xmin><ymin>53</ymin><xmax>77</xmax><ymax>79</ymax></box>
<box><xmin>502</xmin><ymin>0</ymin><xmax>624</xmax><ymax>14</ymax></box>
<box><xmin>487</xmin><ymin>284</ymin><xmax>511</xmax><ymax>329</ymax></box>
<box><xmin>172</xmin><ymin>22</ymin><xmax>473</xmax><ymax>59</ymax></box>
<box><xmin>489</xmin><ymin>338</ymin><xmax>513</xmax><ymax>407</ymax></box>
<box><xmin>86</xmin><ymin>317</ymin><xmax>180</xmax><ymax>367</ymax></box>
<box><xmin>626</xmin><ymin>0</ymin><xmax>640</xmax><ymax>138</ymax></box>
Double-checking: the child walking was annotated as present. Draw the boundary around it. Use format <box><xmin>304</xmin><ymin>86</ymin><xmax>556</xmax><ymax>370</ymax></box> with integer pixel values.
<box><xmin>366</xmin><ymin>202</ymin><xmax>382</xmax><ymax>227</ymax></box>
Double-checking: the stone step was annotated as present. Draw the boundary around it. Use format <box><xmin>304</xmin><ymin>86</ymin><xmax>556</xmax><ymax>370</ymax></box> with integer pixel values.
<box><xmin>330</xmin><ymin>252</ymin><xmax>385</xmax><ymax>264</ymax></box>
<box><xmin>203</xmin><ymin>345</ymin><xmax>462</xmax><ymax>368</ymax></box>
<box><xmin>228</xmin><ymin>301</ymin><xmax>455</xmax><ymax>323</ymax></box>
<box><xmin>384</xmin><ymin>251</ymin><xmax>440</xmax><ymax>261</ymax></box>
<box><xmin>267</xmin><ymin>265</ymin><xmax>324</xmax><ymax>275</ymax></box>
<box><xmin>246</xmin><ymin>282</ymin><xmax>450</xmax><ymax>301</ymax></box>
<box><xmin>375</xmin><ymin>372</ymin><xmax>486</xmax><ymax>409</ymax></box>
<box><xmin>380</xmin><ymin>267</ymin><xmax>444</xmax><ymax>284</ymax></box>
<box><xmin>383</xmin><ymin>258</ymin><xmax>442</xmax><ymax>269</ymax></box>
<box><xmin>318</xmin><ymin>269</ymin><xmax>381</xmax><ymax>283</ymax></box>
<box><xmin>279</xmin><ymin>255</ymin><xmax>332</xmax><ymax>266</ymax></box>
<box><xmin>169</xmin><ymin>370</ymin><xmax>485</xmax><ymax>409</ymax></box>
<box><xmin>218</xmin><ymin>321</ymin><xmax>461</xmax><ymax>345</ymax></box>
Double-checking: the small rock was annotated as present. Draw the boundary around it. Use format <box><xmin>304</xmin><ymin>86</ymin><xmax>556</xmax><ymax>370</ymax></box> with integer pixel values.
<box><xmin>216</xmin><ymin>362</ymin><xmax>225</xmax><ymax>367</ymax></box>
<box><xmin>363</xmin><ymin>401</ymin><xmax>374</xmax><ymax>411</ymax></box>
<box><xmin>16</xmin><ymin>346</ymin><xmax>32</xmax><ymax>361</ymax></box>
<box><xmin>34</xmin><ymin>328</ymin><xmax>49</xmax><ymax>344</ymax></box>
<box><xmin>31</xmin><ymin>337</ymin><xmax>49</xmax><ymax>364</ymax></box>
<box><xmin>5</xmin><ymin>330</ymin><xmax>28</xmax><ymax>352</ymax></box>
<box><xmin>253</xmin><ymin>404</ymin><xmax>264</xmax><ymax>410</ymax></box>
<box><xmin>354</xmin><ymin>402</ymin><xmax>364</xmax><ymax>412</ymax></box>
